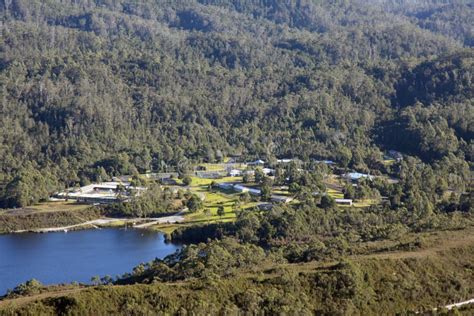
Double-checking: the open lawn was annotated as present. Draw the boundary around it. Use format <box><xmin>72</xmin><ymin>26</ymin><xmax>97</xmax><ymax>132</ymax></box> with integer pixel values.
<box><xmin>151</xmin><ymin>186</ymin><xmax>261</xmax><ymax>233</ymax></box>
<box><xmin>187</xmin><ymin>176</ymin><xmax>242</xmax><ymax>187</ymax></box>
<box><xmin>8</xmin><ymin>201</ymin><xmax>90</xmax><ymax>215</ymax></box>
<box><xmin>196</xmin><ymin>162</ymin><xmax>247</xmax><ymax>171</ymax></box>
<box><xmin>196</xmin><ymin>163</ymin><xmax>227</xmax><ymax>171</ymax></box>
<box><xmin>187</xmin><ymin>190</ymin><xmax>238</xmax><ymax>222</ymax></box>
<box><xmin>327</xmin><ymin>188</ymin><xmax>344</xmax><ymax>199</ymax></box>
<box><xmin>382</xmin><ymin>159</ymin><xmax>396</xmax><ymax>166</ymax></box>
<box><xmin>272</xmin><ymin>189</ymin><xmax>291</xmax><ymax>196</ymax></box>
<box><xmin>336</xmin><ymin>199</ymin><xmax>379</xmax><ymax>208</ymax></box>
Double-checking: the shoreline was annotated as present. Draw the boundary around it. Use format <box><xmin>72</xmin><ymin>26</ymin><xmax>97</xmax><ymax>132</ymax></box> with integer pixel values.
<box><xmin>2</xmin><ymin>212</ymin><xmax>185</xmax><ymax>235</ymax></box>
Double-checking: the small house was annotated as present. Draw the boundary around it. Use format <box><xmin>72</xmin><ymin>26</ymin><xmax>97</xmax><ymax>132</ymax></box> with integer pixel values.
<box><xmin>262</xmin><ymin>168</ymin><xmax>275</xmax><ymax>176</ymax></box>
<box><xmin>271</xmin><ymin>195</ymin><xmax>293</xmax><ymax>203</ymax></box>
<box><xmin>248</xmin><ymin>159</ymin><xmax>265</xmax><ymax>166</ymax></box>
<box><xmin>160</xmin><ymin>178</ymin><xmax>177</xmax><ymax>185</ymax></box>
<box><xmin>229</xmin><ymin>169</ymin><xmax>242</xmax><ymax>177</ymax></box>
<box><xmin>277</xmin><ymin>159</ymin><xmax>293</xmax><ymax>164</ymax></box>
<box><xmin>388</xmin><ymin>150</ymin><xmax>403</xmax><ymax>162</ymax></box>
<box><xmin>217</xmin><ymin>183</ymin><xmax>234</xmax><ymax>190</ymax></box>
<box><xmin>234</xmin><ymin>184</ymin><xmax>249</xmax><ymax>193</ymax></box>
<box><xmin>344</xmin><ymin>172</ymin><xmax>374</xmax><ymax>182</ymax></box>
<box><xmin>242</xmin><ymin>170</ymin><xmax>255</xmax><ymax>176</ymax></box>
<box><xmin>258</xmin><ymin>203</ymin><xmax>273</xmax><ymax>211</ymax></box>
<box><xmin>247</xmin><ymin>187</ymin><xmax>262</xmax><ymax>196</ymax></box>
<box><xmin>335</xmin><ymin>198</ymin><xmax>353</xmax><ymax>206</ymax></box>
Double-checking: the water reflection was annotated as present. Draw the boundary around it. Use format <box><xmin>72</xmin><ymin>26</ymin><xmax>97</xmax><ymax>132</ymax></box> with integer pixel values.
<box><xmin>0</xmin><ymin>228</ymin><xmax>180</xmax><ymax>295</ymax></box>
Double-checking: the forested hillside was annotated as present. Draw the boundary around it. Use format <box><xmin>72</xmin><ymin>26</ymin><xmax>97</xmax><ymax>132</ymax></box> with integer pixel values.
<box><xmin>0</xmin><ymin>1</ymin><xmax>472</xmax><ymax>205</ymax></box>
<box><xmin>0</xmin><ymin>1</ymin><xmax>473</xmax><ymax>313</ymax></box>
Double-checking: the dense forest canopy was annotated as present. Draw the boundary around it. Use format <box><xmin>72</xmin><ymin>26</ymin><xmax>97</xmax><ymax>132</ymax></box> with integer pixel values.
<box><xmin>0</xmin><ymin>0</ymin><xmax>472</xmax><ymax>207</ymax></box>
<box><xmin>0</xmin><ymin>1</ymin><xmax>473</xmax><ymax>314</ymax></box>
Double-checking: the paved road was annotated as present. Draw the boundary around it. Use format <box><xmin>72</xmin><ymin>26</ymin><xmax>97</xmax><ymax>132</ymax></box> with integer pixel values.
<box><xmin>13</xmin><ymin>212</ymin><xmax>186</xmax><ymax>233</ymax></box>
<box><xmin>133</xmin><ymin>212</ymin><xmax>186</xmax><ymax>228</ymax></box>
<box><xmin>443</xmin><ymin>298</ymin><xmax>474</xmax><ymax>310</ymax></box>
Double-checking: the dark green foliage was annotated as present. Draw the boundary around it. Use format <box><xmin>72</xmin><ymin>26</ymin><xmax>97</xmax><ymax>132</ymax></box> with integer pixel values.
<box><xmin>3</xmin><ymin>244</ymin><xmax>473</xmax><ymax>315</ymax></box>
<box><xmin>182</xmin><ymin>176</ymin><xmax>192</xmax><ymax>186</ymax></box>
<box><xmin>320</xmin><ymin>195</ymin><xmax>336</xmax><ymax>209</ymax></box>
<box><xmin>217</xmin><ymin>205</ymin><xmax>225</xmax><ymax>217</ymax></box>
<box><xmin>171</xmin><ymin>222</ymin><xmax>236</xmax><ymax>243</ymax></box>
<box><xmin>0</xmin><ymin>2</ymin><xmax>473</xmax><ymax>314</ymax></box>
<box><xmin>185</xmin><ymin>194</ymin><xmax>203</xmax><ymax>212</ymax></box>
<box><xmin>7</xmin><ymin>279</ymin><xmax>43</xmax><ymax>297</ymax></box>
<box><xmin>104</xmin><ymin>185</ymin><xmax>178</xmax><ymax>217</ymax></box>
<box><xmin>0</xmin><ymin>207</ymin><xmax>102</xmax><ymax>233</ymax></box>
<box><xmin>119</xmin><ymin>238</ymin><xmax>268</xmax><ymax>283</ymax></box>
<box><xmin>0</xmin><ymin>0</ymin><xmax>472</xmax><ymax>207</ymax></box>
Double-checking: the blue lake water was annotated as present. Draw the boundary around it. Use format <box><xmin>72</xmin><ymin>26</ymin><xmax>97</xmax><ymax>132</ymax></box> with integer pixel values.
<box><xmin>0</xmin><ymin>228</ymin><xmax>181</xmax><ymax>295</ymax></box>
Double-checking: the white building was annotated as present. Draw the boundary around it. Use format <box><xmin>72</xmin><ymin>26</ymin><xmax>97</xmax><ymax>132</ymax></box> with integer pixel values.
<box><xmin>262</xmin><ymin>168</ymin><xmax>275</xmax><ymax>175</ymax></box>
<box><xmin>229</xmin><ymin>169</ymin><xmax>242</xmax><ymax>177</ymax></box>
<box><xmin>55</xmin><ymin>182</ymin><xmax>145</xmax><ymax>204</ymax></box>
<box><xmin>248</xmin><ymin>159</ymin><xmax>265</xmax><ymax>166</ymax></box>
<box><xmin>335</xmin><ymin>198</ymin><xmax>353</xmax><ymax>206</ymax></box>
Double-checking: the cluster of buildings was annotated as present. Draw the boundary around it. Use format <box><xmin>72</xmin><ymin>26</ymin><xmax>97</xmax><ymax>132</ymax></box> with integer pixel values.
<box><xmin>228</xmin><ymin>167</ymin><xmax>275</xmax><ymax>177</ymax></box>
<box><xmin>55</xmin><ymin>182</ymin><xmax>146</xmax><ymax>204</ymax></box>
<box><xmin>63</xmin><ymin>154</ymin><xmax>395</xmax><ymax>207</ymax></box>
<box><xmin>215</xmin><ymin>182</ymin><xmax>293</xmax><ymax>204</ymax></box>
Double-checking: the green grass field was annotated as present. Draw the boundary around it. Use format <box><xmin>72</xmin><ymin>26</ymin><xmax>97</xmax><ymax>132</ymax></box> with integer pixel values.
<box><xmin>151</xmin><ymin>183</ymin><xmax>261</xmax><ymax>233</ymax></box>
<box><xmin>382</xmin><ymin>159</ymin><xmax>396</xmax><ymax>166</ymax></box>
<box><xmin>327</xmin><ymin>188</ymin><xmax>344</xmax><ymax>199</ymax></box>
<box><xmin>27</xmin><ymin>201</ymin><xmax>90</xmax><ymax>213</ymax></box>
<box><xmin>187</xmin><ymin>176</ymin><xmax>242</xmax><ymax>187</ymax></box>
<box><xmin>196</xmin><ymin>163</ymin><xmax>227</xmax><ymax>171</ymax></box>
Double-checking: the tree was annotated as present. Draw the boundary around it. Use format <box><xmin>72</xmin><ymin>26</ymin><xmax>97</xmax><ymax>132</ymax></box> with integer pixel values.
<box><xmin>261</xmin><ymin>183</ymin><xmax>272</xmax><ymax>201</ymax></box>
<box><xmin>343</xmin><ymin>184</ymin><xmax>356</xmax><ymax>199</ymax></box>
<box><xmin>217</xmin><ymin>205</ymin><xmax>225</xmax><ymax>217</ymax></box>
<box><xmin>136</xmin><ymin>148</ymin><xmax>152</xmax><ymax>172</ymax></box>
<box><xmin>289</xmin><ymin>182</ymin><xmax>301</xmax><ymax>194</ymax></box>
<box><xmin>240</xmin><ymin>192</ymin><xmax>251</xmax><ymax>203</ymax></box>
<box><xmin>182</xmin><ymin>176</ymin><xmax>192</xmax><ymax>186</ymax></box>
<box><xmin>11</xmin><ymin>279</ymin><xmax>43</xmax><ymax>296</ymax></box>
<box><xmin>320</xmin><ymin>195</ymin><xmax>336</xmax><ymax>209</ymax></box>
<box><xmin>255</xmin><ymin>168</ymin><xmax>265</xmax><ymax>184</ymax></box>
<box><xmin>91</xmin><ymin>276</ymin><xmax>101</xmax><ymax>286</ymax></box>
<box><xmin>186</xmin><ymin>194</ymin><xmax>203</xmax><ymax>212</ymax></box>
<box><xmin>96</xmin><ymin>167</ymin><xmax>109</xmax><ymax>183</ymax></box>
<box><xmin>336</xmin><ymin>146</ymin><xmax>352</xmax><ymax>169</ymax></box>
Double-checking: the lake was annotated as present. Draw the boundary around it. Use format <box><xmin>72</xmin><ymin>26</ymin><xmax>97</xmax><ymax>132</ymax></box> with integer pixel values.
<box><xmin>0</xmin><ymin>228</ymin><xmax>181</xmax><ymax>295</ymax></box>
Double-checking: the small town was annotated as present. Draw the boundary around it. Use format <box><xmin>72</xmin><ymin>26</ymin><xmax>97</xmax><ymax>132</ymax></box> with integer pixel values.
<box><xmin>35</xmin><ymin>152</ymin><xmax>406</xmax><ymax>234</ymax></box>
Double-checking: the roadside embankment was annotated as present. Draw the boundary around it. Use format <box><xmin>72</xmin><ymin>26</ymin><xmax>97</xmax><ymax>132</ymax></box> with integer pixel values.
<box><xmin>0</xmin><ymin>207</ymin><xmax>103</xmax><ymax>234</ymax></box>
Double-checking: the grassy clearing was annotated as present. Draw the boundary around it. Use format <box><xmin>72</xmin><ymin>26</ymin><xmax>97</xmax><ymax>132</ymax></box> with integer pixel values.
<box><xmin>188</xmin><ymin>176</ymin><xmax>242</xmax><ymax>187</ymax></box>
<box><xmin>19</xmin><ymin>201</ymin><xmax>90</xmax><ymax>214</ymax></box>
<box><xmin>149</xmin><ymin>224</ymin><xmax>178</xmax><ymax>234</ymax></box>
<box><xmin>352</xmin><ymin>199</ymin><xmax>378</xmax><ymax>208</ymax></box>
<box><xmin>272</xmin><ymin>189</ymin><xmax>291</xmax><ymax>196</ymax></box>
<box><xmin>197</xmin><ymin>161</ymin><xmax>248</xmax><ymax>170</ymax></box>
<box><xmin>187</xmin><ymin>189</ymin><xmax>238</xmax><ymax>222</ymax></box>
<box><xmin>97</xmin><ymin>220</ymin><xmax>127</xmax><ymax>228</ymax></box>
<box><xmin>382</xmin><ymin>159</ymin><xmax>396</xmax><ymax>166</ymax></box>
<box><xmin>327</xmin><ymin>188</ymin><xmax>344</xmax><ymax>199</ymax></box>
<box><xmin>152</xmin><ymin>186</ymin><xmax>261</xmax><ymax>233</ymax></box>
<box><xmin>196</xmin><ymin>163</ymin><xmax>226</xmax><ymax>171</ymax></box>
